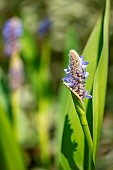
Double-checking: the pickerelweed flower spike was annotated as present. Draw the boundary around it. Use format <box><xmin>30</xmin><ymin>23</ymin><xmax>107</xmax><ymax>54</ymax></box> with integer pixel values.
<box><xmin>63</xmin><ymin>50</ymin><xmax>92</xmax><ymax>100</ymax></box>
<box><xmin>38</xmin><ymin>18</ymin><xmax>51</xmax><ymax>38</ymax></box>
<box><xmin>2</xmin><ymin>17</ymin><xmax>23</xmax><ymax>56</ymax></box>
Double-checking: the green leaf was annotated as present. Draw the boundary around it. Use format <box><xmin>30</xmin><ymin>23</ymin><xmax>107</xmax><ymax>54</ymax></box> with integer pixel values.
<box><xmin>58</xmin><ymin>26</ymin><xmax>82</xmax><ymax>169</ymax></box>
<box><xmin>61</xmin><ymin>84</ymin><xmax>93</xmax><ymax>170</ymax></box>
<box><xmin>0</xmin><ymin>68</ymin><xmax>13</xmax><ymax>122</ymax></box>
<box><xmin>61</xmin><ymin>0</ymin><xmax>110</xmax><ymax>169</ymax></box>
<box><xmin>82</xmin><ymin>0</ymin><xmax>110</xmax><ymax>139</ymax></box>
<box><xmin>21</xmin><ymin>28</ymin><xmax>38</xmax><ymax>63</ymax></box>
<box><xmin>80</xmin><ymin>6</ymin><xmax>105</xmax><ymax>169</ymax></box>
<box><xmin>93</xmin><ymin>0</ymin><xmax>110</xmax><ymax>164</ymax></box>
<box><xmin>61</xmin><ymin>90</ymin><xmax>85</xmax><ymax>170</ymax></box>
<box><xmin>61</xmin><ymin>13</ymin><xmax>102</xmax><ymax>170</ymax></box>
<box><xmin>0</xmin><ymin>106</ymin><xmax>26</xmax><ymax>170</ymax></box>
<box><xmin>82</xmin><ymin>14</ymin><xmax>103</xmax><ymax>141</ymax></box>
<box><xmin>82</xmin><ymin>13</ymin><xmax>104</xmax><ymax>110</ymax></box>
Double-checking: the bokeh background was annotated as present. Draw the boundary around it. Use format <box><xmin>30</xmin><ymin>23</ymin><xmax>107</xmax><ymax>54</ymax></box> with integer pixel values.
<box><xmin>0</xmin><ymin>0</ymin><xmax>113</xmax><ymax>170</ymax></box>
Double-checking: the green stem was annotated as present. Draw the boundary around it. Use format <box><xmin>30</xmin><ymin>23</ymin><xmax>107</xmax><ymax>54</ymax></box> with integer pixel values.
<box><xmin>83</xmin><ymin>123</ymin><xmax>93</xmax><ymax>153</ymax></box>
<box><xmin>80</xmin><ymin>115</ymin><xmax>93</xmax><ymax>170</ymax></box>
<box><xmin>70</xmin><ymin>91</ymin><xmax>93</xmax><ymax>169</ymax></box>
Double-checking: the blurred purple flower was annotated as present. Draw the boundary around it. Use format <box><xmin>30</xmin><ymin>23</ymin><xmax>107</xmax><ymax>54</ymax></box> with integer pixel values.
<box><xmin>8</xmin><ymin>56</ymin><xmax>24</xmax><ymax>90</ymax></box>
<box><xmin>63</xmin><ymin>50</ymin><xmax>92</xmax><ymax>100</ymax></box>
<box><xmin>38</xmin><ymin>18</ymin><xmax>51</xmax><ymax>38</ymax></box>
<box><xmin>2</xmin><ymin>17</ymin><xmax>23</xmax><ymax>56</ymax></box>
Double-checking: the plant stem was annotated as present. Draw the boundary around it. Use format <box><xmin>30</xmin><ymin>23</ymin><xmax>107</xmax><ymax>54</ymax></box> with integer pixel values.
<box><xmin>83</xmin><ymin>123</ymin><xmax>93</xmax><ymax>152</ymax></box>
<box><xmin>70</xmin><ymin>91</ymin><xmax>93</xmax><ymax>169</ymax></box>
<box><xmin>80</xmin><ymin>115</ymin><xmax>93</xmax><ymax>170</ymax></box>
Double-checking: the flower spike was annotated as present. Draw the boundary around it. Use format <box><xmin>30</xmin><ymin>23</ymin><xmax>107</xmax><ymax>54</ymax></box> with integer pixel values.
<box><xmin>63</xmin><ymin>49</ymin><xmax>92</xmax><ymax>100</ymax></box>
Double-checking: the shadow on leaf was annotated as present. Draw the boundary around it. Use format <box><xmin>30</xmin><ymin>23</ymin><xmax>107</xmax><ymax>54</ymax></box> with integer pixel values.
<box><xmin>61</xmin><ymin>114</ymin><xmax>79</xmax><ymax>170</ymax></box>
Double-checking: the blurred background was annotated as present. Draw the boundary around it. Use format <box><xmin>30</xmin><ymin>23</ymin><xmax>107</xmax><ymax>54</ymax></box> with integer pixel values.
<box><xmin>0</xmin><ymin>0</ymin><xmax>113</xmax><ymax>170</ymax></box>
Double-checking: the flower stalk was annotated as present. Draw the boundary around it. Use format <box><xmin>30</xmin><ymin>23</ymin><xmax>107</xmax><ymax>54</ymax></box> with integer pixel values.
<box><xmin>63</xmin><ymin>50</ymin><xmax>93</xmax><ymax>169</ymax></box>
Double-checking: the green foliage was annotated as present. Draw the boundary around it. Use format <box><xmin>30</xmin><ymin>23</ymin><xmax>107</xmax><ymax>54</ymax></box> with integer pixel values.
<box><xmin>56</xmin><ymin>25</ymin><xmax>81</xmax><ymax>168</ymax></box>
<box><xmin>0</xmin><ymin>0</ymin><xmax>111</xmax><ymax>169</ymax></box>
<box><xmin>21</xmin><ymin>27</ymin><xmax>52</xmax><ymax>99</ymax></box>
<box><xmin>92</xmin><ymin>0</ymin><xmax>110</xmax><ymax>163</ymax></box>
<box><xmin>61</xmin><ymin>0</ymin><xmax>110</xmax><ymax>169</ymax></box>
<box><xmin>21</xmin><ymin>27</ymin><xmax>52</xmax><ymax>164</ymax></box>
<box><xmin>61</xmin><ymin>91</ymin><xmax>85</xmax><ymax>170</ymax></box>
<box><xmin>0</xmin><ymin>68</ymin><xmax>13</xmax><ymax>122</ymax></box>
<box><xmin>0</xmin><ymin>106</ymin><xmax>26</xmax><ymax>170</ymax></box>
<box><xmin>0</xmin><ymin>68</ymin><xmax>26</xmax><ymax>170</ymax></box>
<box><xmin>21</xmin><ymin>29</ymin><xmax>38</xmax><ymax>63</ymax></box>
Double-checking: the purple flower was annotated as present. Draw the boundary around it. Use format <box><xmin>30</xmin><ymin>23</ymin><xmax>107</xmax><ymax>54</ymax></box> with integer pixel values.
<box><xmin>8</xmin><ymin>56</ymin><xmax>24</xmax><ymax>90</ymax></box>
<box><xmin>38</xmin><ymin>18</ymin><xmax>51</xmax><ymax>38</ymax></box>
<box><xmin>2</xmin><ymin>17</ymin><xmax>23</xmax><ymax>56</ymax></box>
<box><xmin>63</xmin><ymin>50</ymin><xmax>92</xmax><ymax>100</ymax></box>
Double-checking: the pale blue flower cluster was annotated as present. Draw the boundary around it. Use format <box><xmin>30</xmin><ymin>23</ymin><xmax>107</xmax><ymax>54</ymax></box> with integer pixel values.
<box><xmin>38</xmin><ymin>18</ymin><xmax>51</xmax><ymax>38</ymax></box>
<box><xmin>2</xmin><ymin>17</ymin><xmax>23</xmax><ymax>56</ymax></box>
<box><xmin>63</xmin><ymin>50</ymin><xmax>92</xmax><ymax>100</ymax></box>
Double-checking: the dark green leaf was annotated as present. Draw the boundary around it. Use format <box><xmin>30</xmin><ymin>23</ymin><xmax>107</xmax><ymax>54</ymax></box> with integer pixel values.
<box><xmin>93</xmin><ymin>0</ymin><xmax>110</xmax><ymax>163</ymax></box>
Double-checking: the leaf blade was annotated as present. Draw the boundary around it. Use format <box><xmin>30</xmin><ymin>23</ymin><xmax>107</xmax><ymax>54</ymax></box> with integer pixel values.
<box><xmin>0</xmin><ymin>106</ymin><xmax>26</xmax><ymax>170</ymax></box>
<box><xmin>61</xmin><ymin>91</ymin><xmax>85</xmax><ymax>170</ymax></box>
<box><xmin>93</xmin><ymin>0</ymin><xmax>110</xmax><ymax>163</ymax></box>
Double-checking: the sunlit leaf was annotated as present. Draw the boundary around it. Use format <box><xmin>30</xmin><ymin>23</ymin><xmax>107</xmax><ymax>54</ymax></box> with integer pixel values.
<box><xmin>82</xmin><ymin>13</ymin><xmax>105</xmax><ymax>139</ymax></box>
<box><xmin>93</xmin><ymin>0</ymin><xmax>110</xmax><ymax>163</ymax></box>
<box><xmin>61</xmin><ymin>0</ymin><xmax>110</xmax><ymax>169</ymax></box>
<box><xmin>61</xmin><ymin>91</ymin><xmax>85</xmax><ymax>170</ymax></box>
<box><xmin>0</xmin><ymin>106</ymin><xmax>26</xmax><ymax>170</ymax></box>
<box><xmin>58</xmin><ymin>26</ymin><xmax>82</xmax><ymax>169</ymax></box>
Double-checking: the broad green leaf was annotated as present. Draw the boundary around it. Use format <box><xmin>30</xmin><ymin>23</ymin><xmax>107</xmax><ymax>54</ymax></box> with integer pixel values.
<box><xmin>61</xmin><ymin>0</ymin><xmax>110</xmax><ymax>169</ymax></box>
<box><xmin>71</xmin><ymin>90</ymin><xmax>94</xmax><ymax>170</ymax></box>
<box><xmin>80</xmin><ymin>7</ymin><xmax>105</xmax><ymax>169</ymax></box>
<box><xmin>60</xmin><ymin>24</ymin><xmax>95</xmax><ymax>170</ymax></box>
<box><xmin>58</xmin><ymin>25</ymin><xmax>80</xmax><ymax>145</ymax></box>
<box><xmin>83</xmin><ymin>14</ymin><xmax>104</xmax><ymax>110</ymax></box>
<box><xmin>62</xmin><ymin>84</ymin><xmax>93</xmax><ymax>170</ymax></box>
<box><xmin>82</xmin><ymin>0</ymin><xmax>110</xmax><ymax>149</ymax></box>
<box><xmin>58</xmin><ymin>26</ymin><xmax>82</xmax><ymax>169</ymax></box>
<box><xmin>82</xmin><ymin>13</ymin><xmax>106</xmax><ymax>133</ymax></box>
<box><xmin>0</xmin><ymin>106</ymin><xmax>26</xmax><ymax>170</ymax></box>
<box><xmin>93</xmin><ymin>0</ymin><xmax>110</xmax><ymax>164</ymax></box>
<box><xmin>61</xmin><ymin>13</ymin><xmax>102</xmax><ymax>170</ymax></box>
<box><xmin>61</xmin><ymin>90</ymin><xmax>84</xmax><ymax>170</ymax></box>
